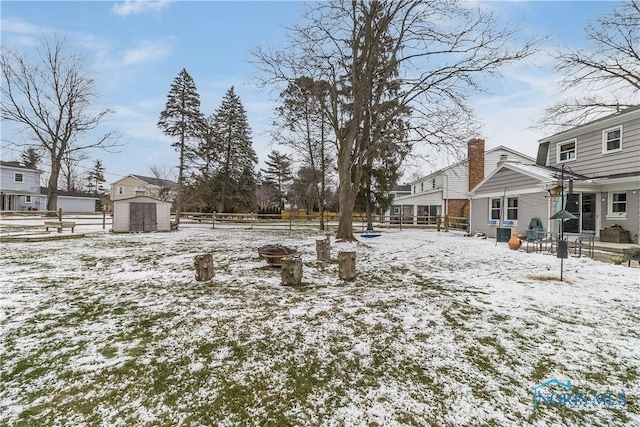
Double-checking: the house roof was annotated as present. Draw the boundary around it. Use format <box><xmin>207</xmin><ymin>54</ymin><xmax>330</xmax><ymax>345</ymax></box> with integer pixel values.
<box><xmin>40</xmin><ymin>187</ymin><xmax>99</xmax><ymax>198</ymax></box>
<box><xmin>470</xmin><ymin>161</ymin><xmax>589</xmax><ymax>194</ymax></box>
<box><xmin>538</xmin><ymin>104</ymin><xmax>640</xmax><ymax>143</ymax></box>
<box><xmin>406</xmin><ymin>145</ymin><xmax>536</xmax><ymax>185</ymax></box>
<box><xmin>130</xmin><ymin>174</ymin><xmax>177</xmax><ymax>187</ymax></box>
<box><xmin>0</xmin><ymin>160</ymin><xmax>41</xmax><ymax>171</ymax></box>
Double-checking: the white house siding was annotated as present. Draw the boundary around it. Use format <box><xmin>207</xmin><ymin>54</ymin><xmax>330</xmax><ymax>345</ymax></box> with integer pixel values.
<box><xmin>545</xmin><ymin>109</ymin><xmax>640</xmax><ymax>177</ymax></box>
<box><xmin>484</xmin><ymin>149</ymin><xmax>535</xmax><ymax>173</ymax></box>
<box><xmin>57</xmin><ymin>196</ymin><xmax>98</xmax><ymax>213</ymax></box>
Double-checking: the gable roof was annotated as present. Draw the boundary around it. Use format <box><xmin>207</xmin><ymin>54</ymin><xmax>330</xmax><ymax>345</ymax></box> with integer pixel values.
<box><xmin>407</xmin><ymin>145</ymin><xmax>535</xmax><ymax>185</ymax></box>
<box><xmin>470</xmin><ymin>161</ymin><xmax>589</xmax><ymax>194</ymax></box>
<box><xmin>112</xmin><ymin>174</ymin><xmax>178</xmax><ymax>187</ymax></box>
<box><xmin>131</xmin><ymin>174</ymin><xmax>177</xmax><ymax>187</ymax></box>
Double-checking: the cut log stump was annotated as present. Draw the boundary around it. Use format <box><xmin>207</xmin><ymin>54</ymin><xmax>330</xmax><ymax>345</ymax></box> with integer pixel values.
<box><xmin>194</xmin><ymin>253</ymin><xmax>214</xmax><ymax>282</ymax></box>
<box><xmin>281</xmin><ymin>255</ymin><xmax>302</xmax><ymax>286</ymax></box>
<box><xmin>316</xmin><ymin>238</ymin><xmax>331</xmax><ymax>261</ymax></box>
<box><xmin>338</xmin><ymin>251</ymin><xmax>356</xmax><ymax>281</ymax></box>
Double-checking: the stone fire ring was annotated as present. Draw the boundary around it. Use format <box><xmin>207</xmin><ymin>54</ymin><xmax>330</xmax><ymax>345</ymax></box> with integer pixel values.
<box><xmin>258</xmin><ymin>244</ymin><xmax>298</xmax><ymax>267</ymax></box>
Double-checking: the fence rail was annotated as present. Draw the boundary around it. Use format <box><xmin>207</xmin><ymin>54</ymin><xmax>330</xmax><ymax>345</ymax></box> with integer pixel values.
<box><xmin>0</xmin><ymin>209</ymin><xmax>469</xmax><ymax>233</ymax></box>
<box><xmin>180</xmin><ymin>212</ymin><xmax>469</xmax><ymax>232</ymax></box>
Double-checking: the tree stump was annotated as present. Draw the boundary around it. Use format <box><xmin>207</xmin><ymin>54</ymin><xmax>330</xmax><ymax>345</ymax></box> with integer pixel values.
<box><xmin>194</xmin><ymin>253</ymin><xmax>214</xmax><ymax>282</ymax></box>
<box><xmin>338</xmin><ymin>251</ymin><xmax>357</xmax><ymax>281</ymax></box>
<box><xmin>281</xmin><ymin>255</ymin><xmax>302</xmax><ymax>286</ymax></box>
<box><xmin>316</xmin><ymin>238</ymin><xmax>331</xmax><ymax>261</ymax></box>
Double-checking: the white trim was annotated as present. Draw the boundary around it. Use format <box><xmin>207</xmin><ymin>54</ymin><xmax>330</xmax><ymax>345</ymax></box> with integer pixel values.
<box><xmin>556</xmin><ymin>138</ymin><xmax>577</xmax><ymax>163</ymax></box>
<box><xmin>607</xmin><ymin>191</ymin><xmax>627</xmax><ymax>219</ymax></box>
<box><xmin>602</xmin><ymin>125</ymin><xmax>623</xmax><ymax>154</ymax></box>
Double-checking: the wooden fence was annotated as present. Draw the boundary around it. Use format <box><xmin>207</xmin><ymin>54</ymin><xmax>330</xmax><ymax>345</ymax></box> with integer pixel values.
<box><xmin>180</xmin><ymin>211</ymin><xmax>468</xmax><ymax>232</ymax></box>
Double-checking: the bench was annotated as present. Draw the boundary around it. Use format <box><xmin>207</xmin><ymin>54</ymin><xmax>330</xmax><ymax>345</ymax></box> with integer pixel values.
<box><xmin>44</xmin><ymin>221</ymin><xmax>76</xmax><ymax>233</ymax></box>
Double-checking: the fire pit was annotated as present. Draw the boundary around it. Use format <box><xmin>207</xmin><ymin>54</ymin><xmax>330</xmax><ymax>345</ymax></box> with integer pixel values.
<box><xmin>258</xmin><ymin>244</ymin><xmax>297</xmax><ymax>267</ymax></box>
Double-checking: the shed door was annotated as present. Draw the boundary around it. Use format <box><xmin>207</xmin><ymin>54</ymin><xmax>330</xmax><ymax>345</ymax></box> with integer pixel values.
<box><xmin>130</xmin><ymin>202</ymin><xmax>157</xmax><ymax>232</ymax></box>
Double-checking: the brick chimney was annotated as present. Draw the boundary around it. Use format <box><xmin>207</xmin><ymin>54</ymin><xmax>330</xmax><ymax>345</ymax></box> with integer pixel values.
<box><xmin>468</xmin><ymin>138</ymin><xmax>485</xmax><ymax>191</ymax></box>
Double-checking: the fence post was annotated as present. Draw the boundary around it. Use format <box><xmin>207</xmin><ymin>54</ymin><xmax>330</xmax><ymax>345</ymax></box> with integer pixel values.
<box><xmin>212</xmin><ymin>211</ymin><xmax>216</xmax><ymax>229</ymax></box>
<box><xmin>102</xmin><ymin>209</ymin><xmax>106</xmax><ymax>229</ymax></box>
<box><xmin>58</xmin><ymin>208</ymin><xmax>62</xmax><ymax>222</ymax></box>
<box><xmin>289</xmin><ymin>212</ymin><xmax>292</xmax><ymax>230</ymax></box>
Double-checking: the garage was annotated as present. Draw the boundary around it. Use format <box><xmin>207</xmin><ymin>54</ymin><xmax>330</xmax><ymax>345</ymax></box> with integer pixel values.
<box><xmin>111</xmin><ymin>196</ymin><xmax>172</xmax><ymax>232</ymax></box>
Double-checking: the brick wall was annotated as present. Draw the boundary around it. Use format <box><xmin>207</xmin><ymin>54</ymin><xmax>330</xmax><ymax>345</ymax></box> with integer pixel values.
<box><xmin>468</xmin><ymin>138</ymin><xmax>485</xmax><ymax>191</ymax></box>
<box><xmin>447</xmin><ymin>199</ymin><xmax>470</xmax><ymax>218</ymax></box>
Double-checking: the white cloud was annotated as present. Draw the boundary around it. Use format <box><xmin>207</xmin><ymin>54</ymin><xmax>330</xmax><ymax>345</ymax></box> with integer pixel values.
<box><xmin>111</xmin><ymin>0</ymin><xmax>171</xmax><ymax>16</ymax></box>
<box><xmin>120</xmin><ymin>39</ymin><xmax>173</xmax><ymax>66</ymax></box>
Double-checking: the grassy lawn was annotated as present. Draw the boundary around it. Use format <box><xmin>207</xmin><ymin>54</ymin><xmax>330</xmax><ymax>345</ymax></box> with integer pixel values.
<box><xmin>1</xmin><ymin>226</ymin><xmax>638</xmax><ymax>426</ymax></box>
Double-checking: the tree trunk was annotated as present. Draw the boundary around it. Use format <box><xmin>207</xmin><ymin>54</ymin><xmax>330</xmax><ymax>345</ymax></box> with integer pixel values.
<box><xmin>281</xmin><ymin>256</ymin><xmax>302</xmax><ymax>286</ymax></box>
<box><xmin>46</xmin><ymin>156</ymin><xmax>61</xmax><ymax>215</ymax></box>
<box><xmin>338</xmin><ymin>251</ymin><xmax>356</xmax><ymax>281</ymax></box>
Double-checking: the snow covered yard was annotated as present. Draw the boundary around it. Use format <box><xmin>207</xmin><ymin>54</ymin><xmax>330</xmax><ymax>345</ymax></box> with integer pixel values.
<box><xmin>1</xmin><ymin>226</ymin><xmax>638</xmax><ymax>426</ymax></box>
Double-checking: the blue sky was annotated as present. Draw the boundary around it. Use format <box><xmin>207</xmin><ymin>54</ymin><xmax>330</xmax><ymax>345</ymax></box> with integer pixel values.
<box><xmin>0</xmin><ymin>1</ymin><xmax>621</xmax><ymax>186</ymax></box>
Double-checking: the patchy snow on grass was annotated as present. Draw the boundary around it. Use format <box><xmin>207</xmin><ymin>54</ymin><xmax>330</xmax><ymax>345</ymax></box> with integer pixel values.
<box><xmin>1</xmin><ymin>224</ymin><xmax>638</xmax><ymax>426</ymax></box>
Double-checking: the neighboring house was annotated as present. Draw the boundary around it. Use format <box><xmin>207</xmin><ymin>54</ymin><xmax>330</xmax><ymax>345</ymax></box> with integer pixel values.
<box><xmin>0</xmin><ymin>161</ymin><xmax>99</xmax><ymax>212</ymax></box>
<box><xmin>470</xmin><ymin>105</ymin><xmax>640</xmax><ymax>242</ymax></box>
<box><xmin>111</xmin><ymin>174</ymin><xmax>177</xmax><ymax>202</ymax></box>
<box><xmin>0</xmin><ymin>161</ymin><xmax>47</xmax><ymax>211</ymax></box>
<box><xmin>387</xmin><ymin>139</ymin><xmax>535</xmax><ymax>224</ymax></box>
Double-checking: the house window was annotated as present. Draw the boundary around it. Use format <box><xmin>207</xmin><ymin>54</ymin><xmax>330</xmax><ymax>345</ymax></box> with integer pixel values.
<box><xmin>490</xmin><ymin>198</ymin><xmax>501</xmax><ymax>220</ymax></box>
<box><xmin>557</xmin><ymin>139</ymin><xmax>576</xmax><ymax>162</ymax></box>
<box><xmin>507</xmin><ymin>197</ymin><xmax>518</xmax><ymax>220</ymax></box>
<box><xmin>25</xmin><ymin>196</ymin><xmax>32</xmax><ymax>203</ymax></box>
<box><xmin>611</xmin><ymin>192</ymin><xmax>627</xmax><ymax>214</ymax></box>
<box><xmin>432</xmin><ymin>179</ymin><xmax>436</xmax><ymax>189</ymax></box>
<box><xmin>118</xmin><ymin>186</ymin><xmax>124</xmax><ymax>195</ymax></box>
<box><xmin>420</xmin><ymin>182</ymin><xmax>424</xmax><ymax>192</ymax></box>
<box><xmin>14</xmin><ymin>172</ymin><xmax>24</xmax><ymax>183</ymax></box>
<box><xmin>602</xmin><ymin>126</ymin><xmax>622</xmax><ymax>153</ymax></box>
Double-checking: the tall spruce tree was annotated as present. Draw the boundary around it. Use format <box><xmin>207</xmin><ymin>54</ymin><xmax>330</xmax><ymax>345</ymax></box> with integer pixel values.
<box><xmin>86</xmin><ymin>159</ymin><xmax>106</xmax><ymax>195</ymax></box>
<box><xmin>158</xmin><ymin>68</ymin><xmax>206</xmax><ymax>224</ymax></box>
<box><xmin>20</xmin><ymin>148</ymin><xmax>42</xmax><ymax>169</ymax></box>
<box><xmin>201</xmin><ymin>86</ymin><xmax>257</xmax><ymax>212</ymax></box>
<box><xmin>260</xmin><ymin>150</ymin><xmax>292</xmax><ymax>208</ymax></box>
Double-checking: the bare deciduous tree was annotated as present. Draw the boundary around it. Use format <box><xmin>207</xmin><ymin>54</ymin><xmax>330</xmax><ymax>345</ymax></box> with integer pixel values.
<box><xmin>1</xmin><ymin>35</ymin><xmax>118</xmax><ymax>212</ymax></box>
<box><xmin>539</xmin><ymin>0</ymin><xmax>640</xmax><ymax>128</ymax></box>
<box><xmin>60</xmin><ymin>148</ymin><xmax>89</xmax><ymax>192</ymax></box>
<box><xmin>254</xmin><ymin>0</ymin><xmax>539</xmax><ymax>240</ymax></box>
<box><xmin>148</xmin><ymin>163</ymin><xmax>177</xmax><ymax>202</ymax></box>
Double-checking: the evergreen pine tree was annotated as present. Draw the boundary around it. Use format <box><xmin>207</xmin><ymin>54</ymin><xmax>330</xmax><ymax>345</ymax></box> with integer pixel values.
<box><xmin>201</xmin><ymin>86</ymin><xmax>257</xmax><ymax>212</ymax></box>
<box><xmin>20</xmin><ymin>148</ymin><xmax>42</xmax><ymax>169</ymax></box>
<box><xmin>86</xmin><ymin>159</ymin><xmax>107</xmax><ymax>194</ymax></box>
<box><xmin>260</xmin><ymin>150</ymin><xmax>292</xmax><ymax>209</ymax></box>
<box><xmin>158</xmin><ymin>68</ymin><xmax>206</xmax><ymax>223</ymax></box>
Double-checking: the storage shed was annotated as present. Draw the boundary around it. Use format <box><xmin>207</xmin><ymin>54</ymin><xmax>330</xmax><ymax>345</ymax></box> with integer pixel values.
<box><xmin>111</xmin><ymin>196</ymin><xmax>172</xmax><ymax>232</ymax></box>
